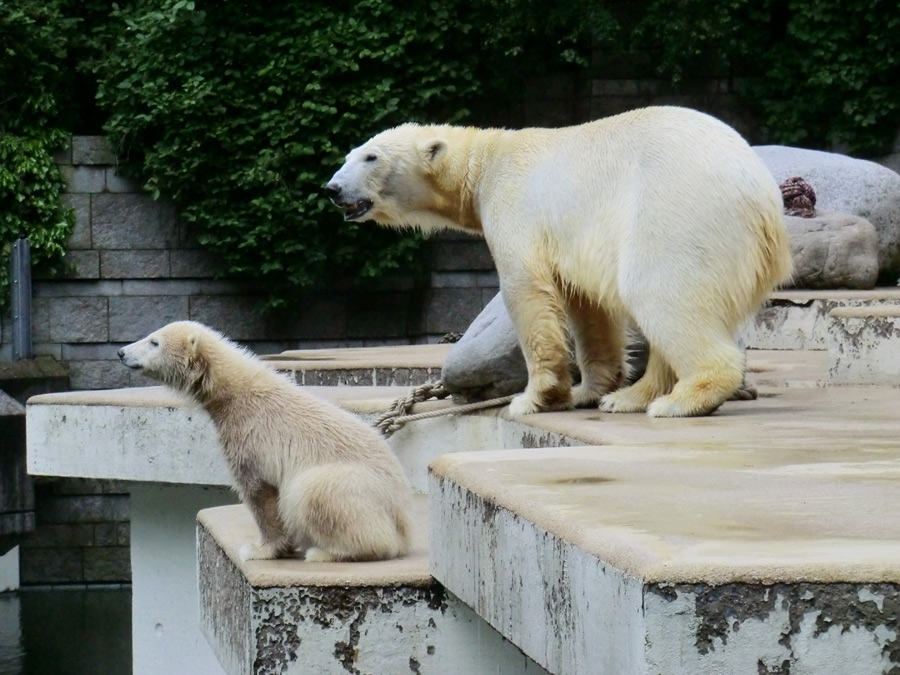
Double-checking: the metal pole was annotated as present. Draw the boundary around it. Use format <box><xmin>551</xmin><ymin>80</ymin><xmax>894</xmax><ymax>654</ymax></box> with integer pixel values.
<box><xmin>10</xmin><ymin>238</ymin><xmax>33</xmax><ymax>361</ymax></box>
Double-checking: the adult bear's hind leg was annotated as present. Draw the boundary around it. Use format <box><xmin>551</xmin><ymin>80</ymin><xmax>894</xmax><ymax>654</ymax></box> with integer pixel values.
<box><xmin>504</xmin><ymin>269</ymin><xmax>573</xmax><ymax>416</ymax></box>
<box><xmin>600</xmin><ymin>348</ymin><xmax>676</xmax><ymax>413</ymax></box>
<box><xmin>645</xmin><ymin>330</ymin><xmax>744</xmax><ymax>417</ymax></box>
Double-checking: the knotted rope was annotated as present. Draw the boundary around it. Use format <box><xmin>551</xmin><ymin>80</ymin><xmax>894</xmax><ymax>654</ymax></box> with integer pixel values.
<box><xmin>780</xmin><ymin>176</ymin><xmax>817</xmax><ymax>218</ymax></box>
<box><xmin>373</xmin><ymin>379</ymin><xmax>515</xmax><ymax>437</ymax></box>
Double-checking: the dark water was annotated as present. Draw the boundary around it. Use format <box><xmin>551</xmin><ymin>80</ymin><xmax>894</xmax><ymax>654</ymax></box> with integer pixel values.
<box><xmin>0</xmin><ymin>588</ymin><xmax>131</xmax><ymax>675</ymax></box>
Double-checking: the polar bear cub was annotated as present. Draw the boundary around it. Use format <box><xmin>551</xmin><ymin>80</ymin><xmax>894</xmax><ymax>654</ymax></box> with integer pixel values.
<box><xmin>327</xmin><ymin>106</ymin><xmax>793</xmax><ymax>417</ymax></box>
<box><xmin>118</xmin><ymin>321</ymin><xmax>412</xmax><ymax>563</ymax></box>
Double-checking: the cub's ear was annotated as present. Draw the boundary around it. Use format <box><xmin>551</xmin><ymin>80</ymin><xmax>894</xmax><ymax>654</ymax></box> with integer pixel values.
<box><xmin>419</xmin><ymin>138</ymin><xmax>447</xmax><ymax>164</ymax></box>
<box><xmin>187</xmin><ymin>331</ymin><xmax>202</xmax><ymax>356</ymax></box>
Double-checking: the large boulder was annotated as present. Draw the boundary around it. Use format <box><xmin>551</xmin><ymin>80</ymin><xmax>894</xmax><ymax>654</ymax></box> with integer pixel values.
<box><xmin>755</xmin><ymin>145</ymin><xmax>900</xmax><ymax>279</ymax></box>
<box><xmin>785</xmin><ymin>210</ymin><xmax>879</xmax><ymax>289</ymax></box>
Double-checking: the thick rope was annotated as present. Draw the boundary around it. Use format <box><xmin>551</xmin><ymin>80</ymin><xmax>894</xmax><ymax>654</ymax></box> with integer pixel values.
<box><xmin>374</xmin><ymin>379</ymin><xmax>515</xmax><ymax>437</ymax></box>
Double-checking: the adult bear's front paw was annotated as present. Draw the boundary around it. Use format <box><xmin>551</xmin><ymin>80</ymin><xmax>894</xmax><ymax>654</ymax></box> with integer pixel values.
<box><xmin>507</xmin><ymin>394</ymin><xmax>541</xmax><ymax>417</ymax></box>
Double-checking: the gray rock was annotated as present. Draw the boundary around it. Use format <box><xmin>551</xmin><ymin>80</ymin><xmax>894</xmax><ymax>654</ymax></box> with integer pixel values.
<box><xmin>441</xmin><ymin>293</ymin><xmax>527</xmax><ymax>400</ymax></box>
<box><xmin>755</xmin><ymin>145</ymin><xmax>900</xmax><ymax>278</ymax></box>
<box><xmin>785</xmin><ymin>210</ymin><xmax>879</xmax><ymax>290</ymax></box>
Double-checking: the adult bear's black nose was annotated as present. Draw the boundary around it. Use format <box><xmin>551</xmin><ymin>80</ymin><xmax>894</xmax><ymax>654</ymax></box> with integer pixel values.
<box><xmin>324</xmin><ymin>183</ymin><xmax>341</xmax><ymax>200</ymax></box>
<box><xmin>117</xmin><ymin>348</ymin><xmax>125</xmax><ymax>359</ymax></box>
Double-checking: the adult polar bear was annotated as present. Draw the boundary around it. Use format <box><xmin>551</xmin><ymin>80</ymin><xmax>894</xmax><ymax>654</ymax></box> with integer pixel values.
<box><xmin>327</xmin><ymin>107</ymin><xmax>793</xmax><ymax>417</ymax></box>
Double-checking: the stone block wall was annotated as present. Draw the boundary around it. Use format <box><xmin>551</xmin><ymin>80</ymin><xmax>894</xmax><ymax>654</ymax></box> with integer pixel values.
<box><xmin>19</xmin><ymin>479</ymin><xmax>130</xmax><ymax>586</ymax></box>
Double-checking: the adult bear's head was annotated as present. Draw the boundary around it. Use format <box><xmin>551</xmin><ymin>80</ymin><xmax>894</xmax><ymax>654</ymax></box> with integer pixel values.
<box><xmin>325</xmin><ymin>123</ymin><xmax>481</xmax><ymax>233</ymax></box>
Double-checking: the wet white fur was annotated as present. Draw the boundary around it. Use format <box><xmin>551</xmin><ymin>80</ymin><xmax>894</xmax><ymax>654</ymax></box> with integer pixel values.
<box><xmin>119</xmin><ymin>321</ymin><xmax>412</xmax><ymax>562</ymax></box>
<box><xmin>329</xmin><ymin>106</ymin><xmax>793</xmax><ymax>417</ymax></box>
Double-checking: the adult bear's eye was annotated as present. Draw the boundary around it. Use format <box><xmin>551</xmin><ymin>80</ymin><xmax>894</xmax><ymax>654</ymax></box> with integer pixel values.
<box><xmin>150</xmin><ymin>339</ymin><xmax>159</xmax><ymax>347</ymax></box>
<box><xmin>365</xmin><ymin>154</ymin><xmax>377</xmax><ymax>162</ymax></box>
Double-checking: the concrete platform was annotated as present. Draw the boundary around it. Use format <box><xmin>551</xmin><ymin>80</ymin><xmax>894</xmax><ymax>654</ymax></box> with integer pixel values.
<box><xmin>429</xmin><ymin>379</ymin><xmax>900</xmax><ymax>675</ymax></box>
<box><xmin>198</xmin><ymin>498</ymin><xmax>546</xmax><ymax>675</ymax></box>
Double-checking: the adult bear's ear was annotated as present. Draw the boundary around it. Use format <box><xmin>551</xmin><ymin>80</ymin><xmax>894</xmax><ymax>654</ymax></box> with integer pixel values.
<box><xmin>419</xmin><ymin>138</ymin><xmax>447</xmax><ymax>164</ymax></box>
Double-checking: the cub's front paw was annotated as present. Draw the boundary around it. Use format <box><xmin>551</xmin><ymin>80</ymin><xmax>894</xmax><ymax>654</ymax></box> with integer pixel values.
<box><xmin>238</xmin><ymin>542</ymin><xmax>281</xmax><ymax>563</ymax></box>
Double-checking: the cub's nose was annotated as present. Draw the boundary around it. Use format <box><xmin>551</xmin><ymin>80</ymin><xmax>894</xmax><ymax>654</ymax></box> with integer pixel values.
<box><xmin>324</xmin><ymin>183</ymin><xmax>341</xmax><ymax>200</ymax></box>
<box><xmin>117</xmin><ymin>348</ymin><xmax>125</xmax><ymax>359</ymax></box>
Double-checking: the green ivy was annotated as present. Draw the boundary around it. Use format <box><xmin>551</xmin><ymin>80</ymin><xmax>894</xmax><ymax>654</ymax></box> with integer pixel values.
<box><xmin>633</xmin><ymin>0</ymin><xmax>900</xmax><ymax>154</ymax></box>
<box><xmin>0</xmin><ymin>1</ymin><xmax>76</xmax><ymax>311</ymax></box>
<box><xmin>93</xmin><ymin>1</ymin><xmax>471</xmax><ymax>311</ymax></box>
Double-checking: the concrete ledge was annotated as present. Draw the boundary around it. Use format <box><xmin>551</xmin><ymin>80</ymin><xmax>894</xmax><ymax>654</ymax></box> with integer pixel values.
<box><xmin>828</xmin><ymin>306</ymin><xmax>900</xmax><ymax>385</ymax></box>
<box><xmin>198</xmin><ymin>501</ymin><xmax>547</xmax><ymax>675</ymax></box>
<box><xmin>741</xmin><ymin>288</ymin><xmax>900</xmax><ymax>350</ymax></box>
<box><xmin>25</xmin><ymin>385</ymin><xmax>421</xmax><ymax>485</ymax></box>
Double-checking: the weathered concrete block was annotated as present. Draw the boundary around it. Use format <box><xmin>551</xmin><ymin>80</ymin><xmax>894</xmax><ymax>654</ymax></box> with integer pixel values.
<box><xmin>19</xmin><ymin>547</ymin><xmax>82</xmax><ymax>584</ymax></box>
<box><xmin>431</xmin><ymin>272</ymin><xmax>478</xmax><ymax>288</ymax></box>
<box><xmin>83</xmin><ymin>546</ymin><xmax>130</xmax><ymax>582</ymax></box>
<box><xmin>61</xmin><ymin>194</ymin><xmax>91</xmax><ymax>249</ymax></box>
<box><xmin>35</xmin><ymin>495</ymin><xmax>129</xmax><ymax>524</ymax></box>
<box><xmin>346</xmin><ymin>292</ymin><xmax>415</xmax><ymax>339</ymax></box>
<box><xmin>197</xmin><ymin>503</ymin><xmax>547</xmax><ymax>675</ymax></box>
<box><xmin>67</xmin><ymin>360</ymin><xmax>132</xmax><ymax>391</ymax></box>
<box><xmin>101</xmin><ymin>250</ymin><xmax>170</xmax><ymax>279</ymax></box>
<box><xmin>33</xmin><ymin>297</ymin><xmax>108</xmax><ymax>343</ymax></box>
<box><xmin>104</xmin><ymin>168</ymin><xmax>140</xmax><ymax>193</ymax></box>
<box><xmin>429</xmin><ymin>237</ymin><xmax>495</xmax><ymax>271</ymax></box>
<box><xmin>52</xmin><ymin>138</ymin><xmax>72</xmax><ymax>165</ymax></box>
<box><xmin>62</xmin><ymin>251</ymin><xmax>100</xmax><ymax>279</ymax></box>
<box><xmin>94</xmin><ymin>523</ymin><xmax>119</xmax><ymax>546</ymax></box>
<box><xmin>828</xmin><ymin>306</ymin><xmax>900</xmax><ymax>385</ymax></box>
<box><xmin>109</xmin><ymin>295</ymin><xmax>189</xmax><ymax>342</ymax></box>
<box><xmin>72</xmin><ymin>136</ymin><xmax>117</xmax><ymax>166</ymax></box>
<box><xmin>424</xmin><ymin>288</ymin><xmax>485</xmax><ymax>334</ymax></box>
<box><xmin>92</xmin><ymin>193</ymin><xmax>178</xmax><ymax>249</ymax></box>
<box><xmin>18</xmin><ymin>523</ymin><xmax>94</xmax><ymax>549</ymax></box>
<box><xmin>188</xmin><ymin>295</ymin><xmax>269</xmax><ymax>340</ymax></box>
<box><xmin>169</xmin><ymin>249</ymin><xmax>220</xmax><ymax>278</ymax></box>
<box><xmin>59</xmin><ymin>165</ymin><xmax>106</xmax><ymax>193</ymax></box>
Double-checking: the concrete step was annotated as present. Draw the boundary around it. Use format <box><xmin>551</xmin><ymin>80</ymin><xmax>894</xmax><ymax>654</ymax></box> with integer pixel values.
<box><xmin>197</xmin><ymin>496</ymin><xmax>548</xmax><ymax>675</ymax></box>
<box><xmin>828</xmin><ymin>305</ymin><xmax>900</xmax><ymax>385</ymax></box>
<box><xmin>262</xmin><ymin>344</ymin><xmax>450</xmax><ymax>387</ymax></box>
<box><xmin>741</xmin><ymin>287</ymin><xmax>900</xmax><ymax>350</ymax></box>
<box><xmin>429</xmin><ymin>382</ymin><xmax>900</xmax><ymax>675</ymax></box>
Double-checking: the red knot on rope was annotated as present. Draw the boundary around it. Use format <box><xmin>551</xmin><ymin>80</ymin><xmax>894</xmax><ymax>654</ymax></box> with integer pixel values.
<box><xmin>780</xmin><ymin>176</ymin><xmax>817</xmax><ymax>218</ymax></box>
<box><xmin>373</xmin><ymin>379</ymin><xmax>516</xmax><ymax>437</ymax></box>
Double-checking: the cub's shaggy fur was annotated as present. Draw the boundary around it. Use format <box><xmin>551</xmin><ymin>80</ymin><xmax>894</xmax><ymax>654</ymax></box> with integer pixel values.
<box><xmin>327</xmin><ymin>106</ymin><xmax>793</xmax><ymax>417</ymax></box>
<box><xmin>119</xmin><ymin>321</ymin><xmax>412</xmax><ymax>563</ymax></box>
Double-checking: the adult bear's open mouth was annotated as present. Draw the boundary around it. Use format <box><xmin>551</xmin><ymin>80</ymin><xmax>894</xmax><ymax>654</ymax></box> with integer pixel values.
<box><xmin>343</xmin><ymin>199</ymin><xmax>373</xmax><ymax>221</ymax></box>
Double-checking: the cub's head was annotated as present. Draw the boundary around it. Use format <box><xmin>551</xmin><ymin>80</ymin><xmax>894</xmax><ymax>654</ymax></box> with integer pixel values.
<box><xmin>118</xmin><ymin>321</ymin><xmax>218</xmax><ymax>393</ymax></box>
<box><xmin>325</xmin><ymin>123</ymin><xmax>459</xmax><ymax>231</ymax></box>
